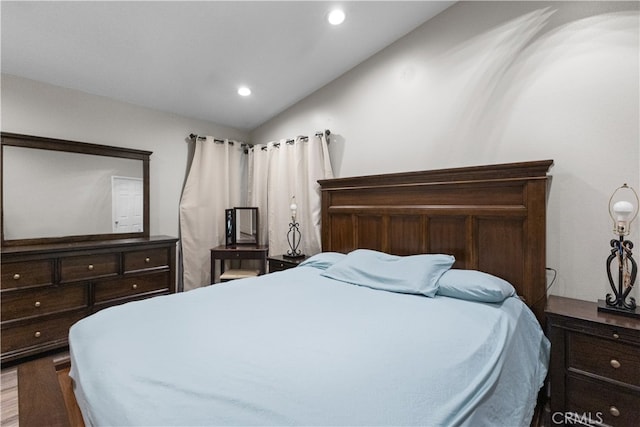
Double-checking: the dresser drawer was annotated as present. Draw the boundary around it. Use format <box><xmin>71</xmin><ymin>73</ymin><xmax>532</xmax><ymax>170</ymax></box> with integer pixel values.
<box><xmin>1</xmin><ymin>283</ymin><xmax>88</xmax><ymax>322</ymax></box>
<box><xmin>1</xmin><ymin>260</ymin><xmax>54</xmax><ymax>290</ymax></box>
<box><xmin>568</xmin><ymin>332</ymin><xmax>640</xmax><ymax>386</ymax></box>
<box><xmin>94</xmin><ymin>272</ymin><xmax>169</xmax><ymax>303</ymax></box>
<box><xmin>124</xmin><ymin>247</ymin><xmax>170</xmax><ymax>272</ymax></box>
<box><xmin>60</xmin><ymin>253</ymin><xmax>119</xmax><ymax>282</ymax></box>
<box><xmin>1</xmin><ymin>310</ymin><xmax>86</xmax><ymax>354</ymax></box>
<box><xmin>567</xmin><ymin>374</ymin><xmax>640</xmax><ymax>427</ymax></box>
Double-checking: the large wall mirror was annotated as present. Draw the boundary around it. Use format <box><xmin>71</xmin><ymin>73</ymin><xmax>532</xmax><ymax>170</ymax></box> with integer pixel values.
<box><xmin>1</xmin><ymin>132</ymin><xmax>151</xmax><ymax>246</ymax></box>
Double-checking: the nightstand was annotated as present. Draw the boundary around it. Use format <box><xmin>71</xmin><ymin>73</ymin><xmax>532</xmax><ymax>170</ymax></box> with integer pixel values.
<box><xmin>268</xmin><ymin>255</ymin><xmax>309</xmax><ymax>273</ymax></box>
<box><xmin>545</xmin><ymin>295</ymin><xmax>640</xmax><ymax>426</ymax></box>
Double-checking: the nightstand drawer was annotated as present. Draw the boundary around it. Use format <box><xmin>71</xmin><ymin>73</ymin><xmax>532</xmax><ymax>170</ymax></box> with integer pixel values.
<box><xmin>268</xmin><ymin>255</ymin><xmax>308</xmax><ymax>273</ymax></box>
<box><xmin>567</xmin><ymin>374</ymin><xmax>640</xmax><ymax>427</ymax></box>
<box><xmin>1</xmin><ymin>260</ymin><xmax>54</xmax><ymax>290</ymax></box>
<box><xmin>560</xmin><ymin>316</ymin><xmax>640</xmax><ymax>346</ymax></box>
<box><xmin>60</xmin><ymin>253</ymin><xmax>119</xmax><ymax>282</ymax></box>
<box><xmin>569</xmin><ymin>332</ymin><xmax>640</xmax><ymax>386</ymax></box>
<box><xmin>269</xmin><ymin>260</ymin><xmax>292</xmax><ymax>272</ymax></box>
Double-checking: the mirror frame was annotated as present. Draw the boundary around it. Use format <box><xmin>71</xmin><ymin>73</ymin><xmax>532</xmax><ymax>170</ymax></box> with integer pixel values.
<box><xmin>1</xmin><ymin>132</ymin><xmax>151</xmax><ymax>247</ymax></box>
<box><xmin>225</xmin><ymin>207</ymin><xmax>259</xmax><ymax>247</ymax></box>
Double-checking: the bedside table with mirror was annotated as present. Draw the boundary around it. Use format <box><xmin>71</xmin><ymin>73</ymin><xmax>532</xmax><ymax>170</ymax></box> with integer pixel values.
<box><xmin>211</xmin><ymin>207</ymin><xmax>267</xmax><ymax>283</ymax></box>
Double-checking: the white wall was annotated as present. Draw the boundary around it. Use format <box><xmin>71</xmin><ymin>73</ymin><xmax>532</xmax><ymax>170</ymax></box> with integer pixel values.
<box><xmin>251</xmin><ymin>1</ymin><xmax>640</xmax><ymax>303</ymax></box>
<box><xmin>1</xmin><ymin>74</ymin><xmax>249</xmax><ymax>239</ymax></box>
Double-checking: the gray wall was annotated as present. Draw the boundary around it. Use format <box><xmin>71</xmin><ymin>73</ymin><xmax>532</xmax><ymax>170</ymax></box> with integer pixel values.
<box><xmin>2</xmin><ymin>1</ymin><xmax>638</xmax><ymax>304</ymax></box>
<box><xmin>250</xmin><ymin>1</ymin><xmax>640</xmax><ymax>303</ymax></box>
<box><xmin>1</xmin><ymin>74</ymin><xmax>249</xmax><ymax>239</ymax></box>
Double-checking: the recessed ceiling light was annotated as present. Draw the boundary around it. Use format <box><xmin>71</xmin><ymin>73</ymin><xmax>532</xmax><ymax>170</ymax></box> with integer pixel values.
<box><xmin>238</xmin><ymin>86</ymin><xmax>251</xmax><ymax>97</ymax></box>
<box><xmin>327</xmin><ymin>9</ymin><xmax>345</xmax><ymax>26</ymax></box>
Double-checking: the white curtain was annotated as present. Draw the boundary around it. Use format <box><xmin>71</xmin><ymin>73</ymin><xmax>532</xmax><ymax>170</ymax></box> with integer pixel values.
<box><xmin>248</xmin><ymin>134</ymin><xmax>333</xmax><ymax>257</ymax></box>
<box><xmin>179</xmin><ymin>137</ymin><xmax>244</xmax><ymax>291</ymax></box>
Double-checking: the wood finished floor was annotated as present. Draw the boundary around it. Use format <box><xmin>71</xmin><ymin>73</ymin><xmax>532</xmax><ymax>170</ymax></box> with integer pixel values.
<box><xmin>1</xmin><ymin>366</ymin><xmax>18</xmax><ymax>427</ymax></box>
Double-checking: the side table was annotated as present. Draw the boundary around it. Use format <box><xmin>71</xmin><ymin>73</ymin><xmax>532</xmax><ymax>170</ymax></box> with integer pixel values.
<box><xmin>210</xmin><ymin>245</ymin><xmax>268</xmax><ymax>284</ymax></box>
<box><xmin>545</xmin><ymin>295</ymin><xmax>640</xmax><ymax>426</ymax></box>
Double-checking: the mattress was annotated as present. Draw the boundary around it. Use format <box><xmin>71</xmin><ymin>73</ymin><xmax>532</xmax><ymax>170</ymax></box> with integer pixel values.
<box><xmin>69</xmin><ymin>262</ymin><xmax>549</xmax><ymax>426</ymax></box>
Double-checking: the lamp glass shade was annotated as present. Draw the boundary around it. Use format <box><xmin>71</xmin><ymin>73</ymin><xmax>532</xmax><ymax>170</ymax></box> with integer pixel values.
<box><xmin>289</xmin><ymin>197</ymin><xmax>297</xmax><ymax>221</ymax></box>
<box><xmin>613</xmin><ymin>200</ymin><xmax>634</xmax><ymax>221</ymax></box>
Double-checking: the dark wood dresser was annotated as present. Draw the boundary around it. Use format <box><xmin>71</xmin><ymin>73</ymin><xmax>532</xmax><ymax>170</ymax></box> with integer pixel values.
<box><xmin>1</xmin><ymin>235</ymin><xmax>177</xmax><ymax>364</ymax></box>
<box><xmin>546</xmin><ymin>295</ymin><xmax>640</xmax><ymax>426</ymax></box>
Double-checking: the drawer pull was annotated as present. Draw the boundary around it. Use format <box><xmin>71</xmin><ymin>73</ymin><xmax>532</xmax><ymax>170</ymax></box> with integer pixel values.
<box><xmin>613</xmin><ymin>332</ymin><xmax>620</xmax><ymax>339</ymax></box>
<box><xmin>132</xmin><ymin>284</ymin><xmax>138</xmax><ymax>290</ymax></box>
<box><xmin>610</xmin><ymin>359</ymin><xmax>621</xmax><ymax>369</ymax></box>
<box><xmin>88</xmin><ymin>264</ymin><xmax>94</xmax><ymax>271</ymax></box>
<box><xmin>34</xmin><ymin>301</ymin><xmax>41</xmax><ymax>308</ymax></box>
<box><xmin>610</xmin><ymin>406</ymin><xmax>620</xmax><ymax>417</ymax></box>
<box><xmin>13</xmin><ymin>273</ymin><xmax>21</xmax><ymax>280</ymax></box>
<box><xmin>34</xmin><ymin>331</ymin><xmax>41</xmax><ymax>338</ymax></box>
<box><xmin>145</xmin><ymin>257</ymin><xmax>150</xmax><ymax>263</ymax></box>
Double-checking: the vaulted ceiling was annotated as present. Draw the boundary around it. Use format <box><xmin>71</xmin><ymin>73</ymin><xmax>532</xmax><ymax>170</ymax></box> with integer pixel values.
<box><xmin>1</xmin><ymin>1</ymin><xmax>455</xmax><ymax>131</ymax></box>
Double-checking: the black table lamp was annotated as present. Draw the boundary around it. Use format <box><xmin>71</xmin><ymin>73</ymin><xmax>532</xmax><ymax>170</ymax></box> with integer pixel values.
<box><xmin>598</xmin><ymin>183</ymin><xmax>639</xmax><ymax>318</ymax></box>
<box><xmin>285</xmin><ymin>196</ymin><xmax>304</xmax><ymax>259</ymax></box>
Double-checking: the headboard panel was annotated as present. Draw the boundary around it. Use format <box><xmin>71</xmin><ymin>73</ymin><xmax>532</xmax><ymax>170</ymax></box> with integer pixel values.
<box><xmin>319</xmin><ymin>160</ymin><xmax>553</xmax><ymax>324</ymax></box>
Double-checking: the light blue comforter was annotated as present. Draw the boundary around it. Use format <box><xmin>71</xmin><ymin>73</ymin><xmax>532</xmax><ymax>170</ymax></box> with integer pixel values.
<box><xmin>69</xmin><ymin>265</ymin><xmax>549</xmax><ymax>426</ymax></box>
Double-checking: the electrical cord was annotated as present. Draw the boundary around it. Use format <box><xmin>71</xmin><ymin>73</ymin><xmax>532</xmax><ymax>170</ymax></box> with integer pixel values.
<box><xmin>546</xmin><ymin>267</ymin><xmax>557</xmax><ymax>291</ymax></box>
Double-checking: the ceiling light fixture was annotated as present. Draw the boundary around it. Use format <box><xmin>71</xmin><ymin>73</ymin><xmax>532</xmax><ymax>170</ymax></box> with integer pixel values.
<box><xmin>327</xmin><ymin>9</ymin><xmax>345</xmax><ymax>26</ymax></box>
<box><xmin>238</xmin><ymin>86</ymin><xmax>251</xmax><ymax>97</ymax></box>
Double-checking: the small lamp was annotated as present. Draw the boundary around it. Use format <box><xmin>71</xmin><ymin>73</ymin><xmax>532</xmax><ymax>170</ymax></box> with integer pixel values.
<box><xmin>285</xmin><ymin>196</ymin><xmax>305</xmax><ymax>259</ymax></box>
<box><xmin>598</xmin><ymin>183</ymin><xmax>639</xmax><ymax>318</ymax></box>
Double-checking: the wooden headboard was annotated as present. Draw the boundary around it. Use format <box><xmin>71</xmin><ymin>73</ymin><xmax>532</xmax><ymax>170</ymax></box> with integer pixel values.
<box><xmin>319</xmin><ymin>160</ymin><xmax>553</xmax><ymax>324</ymax></box>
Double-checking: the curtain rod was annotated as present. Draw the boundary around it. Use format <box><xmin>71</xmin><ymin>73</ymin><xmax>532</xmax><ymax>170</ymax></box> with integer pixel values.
<box><xmin>188</xmin><ymin>129</ymin><xmax>331</xmax><ymax>153</ymax></box>
<box><xmin>188</xmin><ymin>129</ymin><xmax>330</xmax><ymax>147</ymax></box>
<box><xmin>262</xmin><ymin>130</ymin><xmax>331</xmax><ymax>150</ymax></box>
<box><xmin>188</xmin><ymin>133</ymin><xmax>251</xmax><ymax>147</ymax></box>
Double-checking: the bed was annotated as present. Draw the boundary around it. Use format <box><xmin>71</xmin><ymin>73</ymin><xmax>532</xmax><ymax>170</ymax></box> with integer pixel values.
<box><xmin>68</xmin><ymin>159</ymin><xmax>554</xmax><ymax>426</ymax></box>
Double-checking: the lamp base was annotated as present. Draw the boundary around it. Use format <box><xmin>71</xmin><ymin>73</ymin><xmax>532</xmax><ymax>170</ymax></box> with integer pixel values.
<box><xmin>597</xmin><ymin>299</ymin><xmax>640</xmax><ymax>319</ymax></box>
<box><xmin>283</xmin><ymin>253</ymin><xmax>306</xmax><ymax>259</ymax></box>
